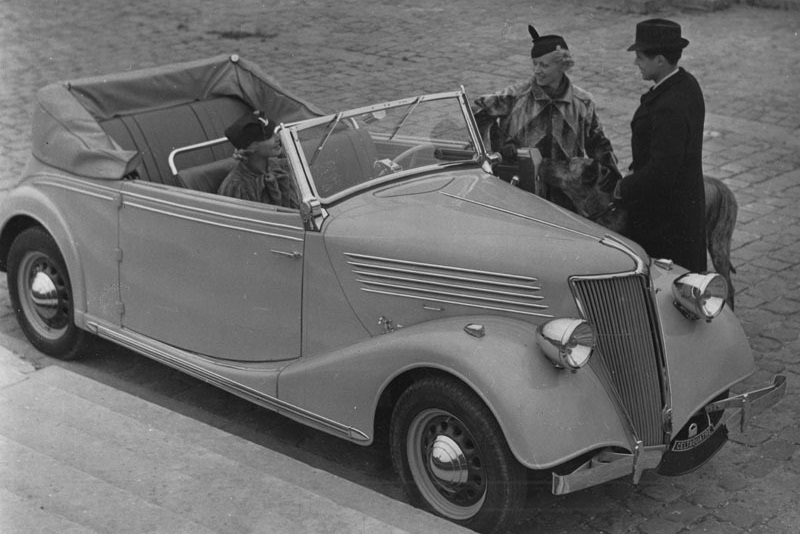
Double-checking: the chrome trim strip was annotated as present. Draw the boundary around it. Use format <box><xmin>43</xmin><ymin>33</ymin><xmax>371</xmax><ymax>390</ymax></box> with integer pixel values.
<box><xmin>353</xmin><ymin>270</ymin><xmax>544</xmax><ymax>299</ymax></box>
<box><xmin>121</xmin><ymin>188</ymin><xmax>305</xmax><ymax>233</ymax></box>
<box><xmin>600</xmin><ymin>235</ymin><xmax>647</xmax><ymax>275</ymax></box>
<box><xmin>89</xmin><ymin>322</ymin><xmax>369</xmax><ymax>442</ymax></box>
<box><xmin>440</xmin><ymin>192</ymin><xmax>601</xmax><ymax>239</ymax></box>
<box><xmin>359</xmin><ymin>279</ymin><xmax>549</xmax><ymax>310</ymax></box>
<box><xmin>347</xmin><ymin>261</ymin><xmax>542</xmax><ymax>291</ymax></box>
<box><xmin>360</xmin><ymin>288</ymin><xmax>554</xmax><ymax>318</ymax></box>
<box><xmin>348</xmin><ymin>262</ymin><xmax>541</xmax><ymax>289</ymax></box>
<box><xmin>345</xmin><ymin>253</ymin><xmax>539</xmax><ymax>282</ymax></box>
<box><xmin>458</xmin><ymin>86</ymin><xmax>488</xmax><ymax>160</ymax></box>
<box><xmin>36</xmin><ymin>179</ymin><xmax>118</xmax><ymax>201</ymax></box>
<box><xmin>283</xmin><ymin>91</ymin><xmax>464</xmax><ymax>130</ymax></box>
<box><xmin>123</xmin><ymin>201</ymin><xmax>304</xmax><ymax>242</ymax></box>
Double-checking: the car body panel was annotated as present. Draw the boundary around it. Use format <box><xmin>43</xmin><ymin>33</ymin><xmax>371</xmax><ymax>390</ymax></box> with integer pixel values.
<box><xmin>278</xmin><ymin>315</ymin><xmax>631</xmax><ymax>468</ymax></box>
<box><xmin>321</xmin><ymin>170</ymin><xmax>640</xmax><ymax>339</ymax></box>
<box><xmin>118</xmin><ymin>181</ymin><xmax>305</xmax><ymax>361</ymax></box>
<box><xmin>300</xmin><ymin>230</ymin><xmax>371</xmax><ymax>357</ymax></box>
<box><xmin>4</xmin><ymin>165</ymin><xmax>124</xmax><ymax>327</ymax></box>
<box><xmin>649</xmin><ymin>264</ymin><xmax>755</xmax><ymax>434</ymax></box>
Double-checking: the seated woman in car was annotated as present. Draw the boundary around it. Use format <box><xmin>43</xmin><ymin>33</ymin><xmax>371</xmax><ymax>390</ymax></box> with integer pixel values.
<box><xmin>218</xmin><ymin>110</ymin><xmax>299</xmax><ymax>208</ymax></box>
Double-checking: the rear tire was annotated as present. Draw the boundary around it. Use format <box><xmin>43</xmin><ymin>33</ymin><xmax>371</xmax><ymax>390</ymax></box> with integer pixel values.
<box><xmin>7</xmin><ymin>227</ymin><xmax>87</xmax><ymax>360</ymax></box>
<box><xmin>390</xmin><ymin>376</ymin><xmax>526</xmax><ymax>534</ymax></box>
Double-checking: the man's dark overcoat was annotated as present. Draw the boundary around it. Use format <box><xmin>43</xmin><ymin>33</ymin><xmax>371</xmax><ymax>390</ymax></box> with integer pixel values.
<box><xmin>618</xmin><ymin>67</ymin><xmax>707</xmax><ymax>272</ymax></box>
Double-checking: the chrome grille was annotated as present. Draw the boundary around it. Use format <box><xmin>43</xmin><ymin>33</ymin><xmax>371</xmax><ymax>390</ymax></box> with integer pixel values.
<box><xmin>346</xmin><ymin>253</ymin><xmax>552</xmax><ymax>318</ymax></box>
<box><xmin>571</xmin><ymin>274</ymin><xmax>665</xmax><ymax>446</ymax></box>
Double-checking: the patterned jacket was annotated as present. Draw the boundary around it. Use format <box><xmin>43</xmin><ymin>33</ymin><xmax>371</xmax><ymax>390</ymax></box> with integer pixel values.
<box><xmin>217</xmin><ymin>157</ymin><xmax>299</xmax><ymax>209</ymax></box>
<box><xmin>472</xmin><ymin>76</ymin><xmax>620</xmax><ymax>181</ymax></box>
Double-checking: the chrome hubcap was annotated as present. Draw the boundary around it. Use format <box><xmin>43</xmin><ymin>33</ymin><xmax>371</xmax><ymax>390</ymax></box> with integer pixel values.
<box><xmin>429</xmin><ymin>435</ymin><xmax>469</xmax><ymax>487</ymax></box>
<box><xmin>408</xmin><ymin>409</ymin><xmax>486</xmax><ymax>519</ymax></box>
<box><xmin>19</xmin><ymin>253</ymin><xmax>70</xmax><ymax>337</ymax></box>
<box><xmin>30</xmin><ymin>269</ymin><xmax>61</xmax><ymax>322</ymax></box>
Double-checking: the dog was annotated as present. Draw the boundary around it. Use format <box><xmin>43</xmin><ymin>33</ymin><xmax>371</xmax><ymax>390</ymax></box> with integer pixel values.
<box><xmin>539</xmin><ymin>158</ymin><xmax>738</xmax><ymax>309</ymax></box>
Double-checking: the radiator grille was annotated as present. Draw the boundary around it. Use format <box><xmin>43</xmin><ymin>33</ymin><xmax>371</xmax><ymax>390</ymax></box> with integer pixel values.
<box><xmin>571</xmin><ymin>275</ymin><xmax>665</xmax><ymax>446</ymax></box>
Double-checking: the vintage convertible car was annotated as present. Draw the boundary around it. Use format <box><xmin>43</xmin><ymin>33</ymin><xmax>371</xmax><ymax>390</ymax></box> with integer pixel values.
<box><xmin>0</xmin><ymin>55</ymin><xmax>786</xmax><ymax>533</ymax></box>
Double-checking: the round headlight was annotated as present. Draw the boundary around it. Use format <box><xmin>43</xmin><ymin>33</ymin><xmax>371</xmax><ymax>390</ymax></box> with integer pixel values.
<box><xmin>672</xmin><ymin>272</ymin><xmax>728</xmax><ymax>321</ymax></box>
<box><xmin>536</xmin><ymin>318</ymin><xmax>596</xmax><ymax>371</ymax></box>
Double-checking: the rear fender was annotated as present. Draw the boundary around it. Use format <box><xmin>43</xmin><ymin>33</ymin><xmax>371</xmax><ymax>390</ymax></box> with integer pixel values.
<box><xmin>0</xmin><ymin>176</ymin><xmax>119</xmax><ymax>327</ymax></box>
<box><xmin>279</xmin><ymin>315</ymin><xmax>630</xmax><ymax>469</ymax></box>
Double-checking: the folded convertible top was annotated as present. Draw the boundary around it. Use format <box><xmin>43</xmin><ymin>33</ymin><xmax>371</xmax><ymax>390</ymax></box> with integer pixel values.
<box><xmin>31</xmin><ymin>54</ymin><xmax>324</xmax><ymax>179</ymax></box>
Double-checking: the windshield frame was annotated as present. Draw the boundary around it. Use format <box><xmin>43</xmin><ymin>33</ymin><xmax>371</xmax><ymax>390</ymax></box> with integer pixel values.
<box><xmin>280</xmin><ymin>88</ymin><xmax>487</xmax><ymax>206</ymax></box>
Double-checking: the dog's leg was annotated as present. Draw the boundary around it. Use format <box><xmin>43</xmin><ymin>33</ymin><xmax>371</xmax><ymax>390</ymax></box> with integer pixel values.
<box><xmin>704</xmin><ymin>177</ymin><xmax>738</xmax><ymax>310</ymax></box>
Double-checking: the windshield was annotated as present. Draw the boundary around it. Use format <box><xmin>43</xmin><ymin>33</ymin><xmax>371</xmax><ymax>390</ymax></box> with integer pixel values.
<box><xmin>289</xmin><ymin>92</ymin><xmax>481</xmax><ymax>198</ymax></box>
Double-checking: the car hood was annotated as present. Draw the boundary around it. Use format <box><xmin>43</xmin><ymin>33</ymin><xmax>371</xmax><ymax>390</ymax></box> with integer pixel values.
<box><xmin>321</xmin><ymin>169</ymin><xmax>646</xmax><ymax>332</ymax></box>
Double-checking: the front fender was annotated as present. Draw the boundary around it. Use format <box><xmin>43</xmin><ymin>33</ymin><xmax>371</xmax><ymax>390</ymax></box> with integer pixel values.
<box><xmin>279</xmin><ymin>315</ymin><xmax>630</xmax><ymax>469</ymax></box>
<box><xmin>651</xmin><ymin>265</ymin><xmax>755</xmax><ymax>435</ymax></box>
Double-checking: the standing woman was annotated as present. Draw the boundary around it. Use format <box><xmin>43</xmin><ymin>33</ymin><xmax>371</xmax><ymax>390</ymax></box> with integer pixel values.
<box><xmin>472</xmin><ymin>25</ymin><xmax>621</xmax><ymax>193</ymax></box>
<box><xmin>613</xmin><ymin>19</ymin><xmax>707</xmax><ymax>272</ymax></box>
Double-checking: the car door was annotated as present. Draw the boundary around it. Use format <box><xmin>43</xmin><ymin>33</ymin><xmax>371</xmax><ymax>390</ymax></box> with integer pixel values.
<box><xmin>117</xmin><ymin>182</ymin><xmax>305</xmax><ymax>362</ymax></box>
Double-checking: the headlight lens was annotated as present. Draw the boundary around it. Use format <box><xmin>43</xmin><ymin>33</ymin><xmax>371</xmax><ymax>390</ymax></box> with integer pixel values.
<box><xmin>672</xmin><ymin>272</ymin><xmax>728</xmax><ymax>321</ymax></box>
<box><xmin>536</xmin><ymin>318</ymin><xmax>596</xmax><ymax>371</ymax></box>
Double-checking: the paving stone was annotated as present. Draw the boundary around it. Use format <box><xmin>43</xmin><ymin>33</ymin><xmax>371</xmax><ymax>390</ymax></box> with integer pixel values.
<box><xmin>641</xmin><ymin>483</ymin><xmax>683</xmax><ymax>503</ymax></box>
<box><xmin>683</xmin><ymin>516</ymin><xmax>745</xmax><ymax>534</ymax></box>
<box><xmin>738</xmin><ymin>456</ymin><xmax>780</xmax><ymax>479</ymax></box>
<box><xmin>589</xmin><ymin>511</ymin><xmax>646</xmax><ymax>534</ymax></box>
<box><xmin>637</xmin><ymin>516</ymin><xmax>684</xmax><ymax>534</ymax></box>
<box><xmin>751</xmin><ymin>256</ymin><xmax>792</xmax><ymax>272</ymax></box>
<box><xmin>762</xmin><ymin>326</ymin><xmax>799</xmax><ymax>344</ymax></box>
<box><xmin>686</xmin><ymin>486</ymin><xmax>729</xmax><ymax>508</ymax></box>
<box><xmin>659</xmin><ymin>500</ymin><xmax>710</xmax><ymax>525</ymax></box>
<box><xmin>714</xmin><ymin>502</ymin><xmax>764</xmax><ymax>529</ymax></box>
<box><xmin>758</xmin><ymin>439</ymin><xmax>796</xmax><ymax>461</ymax></box>
<box><xmin>749</xmin><ymin>336</ymin><xmax>784</xmax><ymax>353</ymax></box>
<box><xmin>714</xmin><ymin>471</ymin><xmax>750</xmax><ymax>492</ymax></box>
<box><xmin>762</xmin><ymin>298</ymin><xmax>800</xmax><ymax>316</ymax></box>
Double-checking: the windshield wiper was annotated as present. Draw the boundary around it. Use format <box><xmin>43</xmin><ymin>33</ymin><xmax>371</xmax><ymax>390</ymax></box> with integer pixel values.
<box><xmin>388</xmin><ymin>96</ymin><xmax>422</xmax><ymax>141</ymax></box>
<box><xmin>309</xmin><ymin>112</ymin><xmax>343</xmax><ymax>166</ymax></box>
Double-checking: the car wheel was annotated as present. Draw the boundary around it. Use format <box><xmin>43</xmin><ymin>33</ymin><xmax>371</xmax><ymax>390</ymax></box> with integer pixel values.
<box><xmin>390</xmin><ymin>376</ymin><xmax>526</xmax><ymax>534</ymax></box>
<box><xmin>7</xmin><ymin>226</ymin><xmax>87</xmax><ymax>360</ymax></box>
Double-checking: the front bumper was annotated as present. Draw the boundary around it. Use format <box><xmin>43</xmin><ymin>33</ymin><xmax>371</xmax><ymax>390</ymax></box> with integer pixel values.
<box><xmin>705</xmin><ymin>374</ymin><xmax>787</xmax><ymax>432</ymax></box>
<box><xmin>551</xmin><ymin>375</ymin><xmax>787</xmax><ymax>495</ymax></box>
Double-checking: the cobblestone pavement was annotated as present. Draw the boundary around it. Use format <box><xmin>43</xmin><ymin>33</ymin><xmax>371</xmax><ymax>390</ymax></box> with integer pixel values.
<box><xmin>1</xmin><ymin>1</ymin><xmax>798</xmax><ymax>532</ymax></box>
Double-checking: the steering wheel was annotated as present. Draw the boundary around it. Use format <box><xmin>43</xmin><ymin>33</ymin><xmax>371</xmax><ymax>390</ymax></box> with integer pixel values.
<box><xmin>392</xmin><ymin>143</ymin><xmax>437</xmax><ymax>170</ymax></box>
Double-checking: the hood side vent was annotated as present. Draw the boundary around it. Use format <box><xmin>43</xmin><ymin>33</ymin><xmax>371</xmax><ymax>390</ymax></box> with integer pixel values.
<box><xmin>345</xmin><ymin>252</ymin><xmax>552</xmax><ymax>318</ymax></box>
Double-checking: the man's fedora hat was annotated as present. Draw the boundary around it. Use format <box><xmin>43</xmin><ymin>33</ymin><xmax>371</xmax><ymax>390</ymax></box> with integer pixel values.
<box><xmin>627</xmin><ymin>19</ymin><xmax>689</xmax><ymax>52</ymax></box>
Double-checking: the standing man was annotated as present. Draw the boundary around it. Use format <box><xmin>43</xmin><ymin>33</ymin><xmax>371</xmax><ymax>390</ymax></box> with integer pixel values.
<box><xmin>614</xmin><ymin>19</ymin><xmax>707</xmax><ymax>272</ymax></box>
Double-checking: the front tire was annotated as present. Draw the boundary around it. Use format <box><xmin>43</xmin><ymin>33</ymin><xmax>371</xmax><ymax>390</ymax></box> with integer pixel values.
<box><xmin>7</xmin><ymin>226</ymin><xmax>87</xmax><ymax>360</ymax></box>
<box><xmin>390</xmin><ymin>376</ymin><xmax>526</xmax><ymax>534</ymax></box>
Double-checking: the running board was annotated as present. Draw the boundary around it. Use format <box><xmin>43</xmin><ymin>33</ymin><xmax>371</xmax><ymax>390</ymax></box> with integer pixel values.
<box><xmin>86</xmin><ymin>320</ymin><xmax>371</xmax><ymax>443</ymax></box>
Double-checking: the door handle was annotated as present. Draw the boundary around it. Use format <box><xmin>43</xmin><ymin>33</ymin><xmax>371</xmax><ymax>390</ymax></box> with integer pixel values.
<box><xmin>270</xmin><ymin>249</ymin><xmax>303</xmax><ymax>260</ymax></box>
